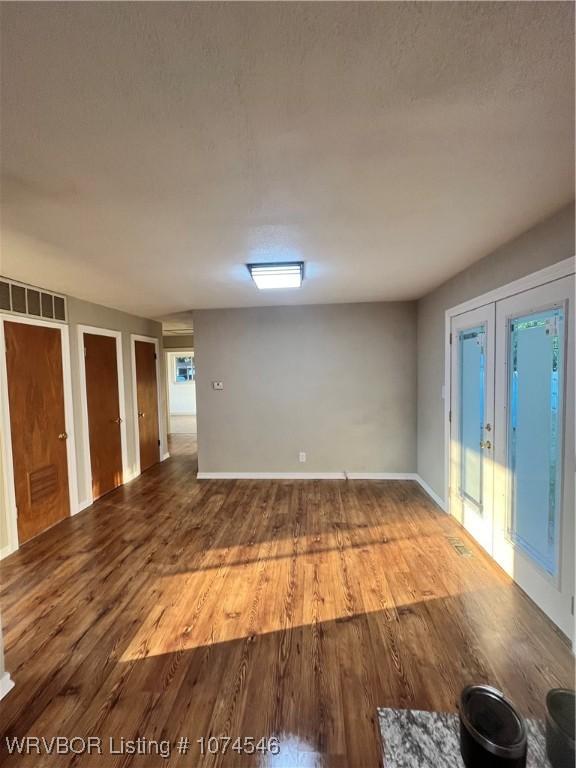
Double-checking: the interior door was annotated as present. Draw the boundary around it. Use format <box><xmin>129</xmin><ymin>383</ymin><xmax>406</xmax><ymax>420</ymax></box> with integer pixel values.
<box><xmin>84</xmin><ymin>332</ymin><xmax>123</xmax><ymax>500</ymax></box>
<box><xmin>493</xmin><ymin>276</ymin><xmax>574</xmax><ymax>640</ymax></box>
<box><xmin>134</xmin><ymin>339</ymin><xmax>160</xmax><ymax>472</ymax></box>
<box><xmin>450</xmin><ymin>305</ymin><xmax>495</xmax><ymax>554</ymax></box>
<box><xmin>4</xmin><ymin>321</ymin><xmax>70</xmax><ymax>543</ymax></box>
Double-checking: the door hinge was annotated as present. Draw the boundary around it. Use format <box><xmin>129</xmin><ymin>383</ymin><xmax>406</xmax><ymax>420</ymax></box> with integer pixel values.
<box><xmin>449</xmin><ymin>409</ymin><xmax>452</xmax><ymax>423</ymax></box>
<box><xmin>158</xmin><ymin>439</ymin><xmax>161</xmax><ymax>446</ymax></box>
<box><xmin>449</xmin><ymin>332</ymin><xmax>453</xmax><ymax>345</ymax></box>
<box><xmin>154</xmin><ymin>352</ymin><xmax>157</xmax><ymax>360</ymax></box>
<box><xmin>571</xmin><ymin>596</ymin><xmax>574</xmax><ymax>616</ymax></box>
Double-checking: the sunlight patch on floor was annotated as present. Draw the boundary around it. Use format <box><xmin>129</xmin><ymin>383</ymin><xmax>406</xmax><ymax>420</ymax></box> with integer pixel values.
<box><xmin>119</xmin><ymin>528</ymin><xmax>475</xmax><ymax>661</ymax></box>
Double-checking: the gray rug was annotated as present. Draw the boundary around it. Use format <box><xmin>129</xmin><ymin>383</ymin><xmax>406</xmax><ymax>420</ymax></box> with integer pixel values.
<box><xmin>378</xmin><ymin>707</ymin><xmax>551</xmax><ymax>767</ymax></box>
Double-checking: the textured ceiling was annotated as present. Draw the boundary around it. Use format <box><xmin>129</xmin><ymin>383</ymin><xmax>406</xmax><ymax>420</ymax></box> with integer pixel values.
<box><xmin>1</xmin><ymin>2</ymin><xmax>574</xmax><ymax>318</ymax></box>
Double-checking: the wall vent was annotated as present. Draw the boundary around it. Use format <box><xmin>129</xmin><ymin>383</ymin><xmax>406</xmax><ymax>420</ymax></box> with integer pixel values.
<box><xmin>0</xmin><ymin>277</ymin><xmax>67</xmax><ymax>322</ymax></box>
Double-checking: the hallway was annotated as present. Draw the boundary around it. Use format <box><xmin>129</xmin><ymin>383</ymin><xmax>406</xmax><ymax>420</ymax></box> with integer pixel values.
<box><xmin>168</xmin><ymin>433</ymin><xmax>198</xmax><ymax>462</ymax></box>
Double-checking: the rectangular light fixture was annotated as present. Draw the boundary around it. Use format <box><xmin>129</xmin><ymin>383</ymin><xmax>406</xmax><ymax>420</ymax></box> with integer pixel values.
<box><xmin>247</xmin><ymin>261</ymin><xmax>304</xmax><ymax>290</ymax></box>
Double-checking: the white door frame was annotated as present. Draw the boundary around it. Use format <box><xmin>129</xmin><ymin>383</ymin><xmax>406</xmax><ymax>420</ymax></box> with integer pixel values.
<box><xmin>444</xmin><ymin>256</ymin><xmax>575</xmax><ymax>510</ymax></box>
<box><xmin>130</xmin><ymin>334</ymin><xmax>166</xmax><ymax>477</ymax></box>
<box><xmin>77</xmin><ymin>325</ymin><xmax>129</xmax><ymax>507</ymax></box>
<box><xmin>0</xmin><ymin>314</ymin><xmax>79</xmax><ymax>559</ymax></box>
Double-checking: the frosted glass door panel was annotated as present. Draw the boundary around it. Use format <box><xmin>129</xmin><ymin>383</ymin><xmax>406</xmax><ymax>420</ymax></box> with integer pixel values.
<box><xmin>508</xmin><ymin>308</ymin><xmax>564</xmax><ymax>576</ymax></box>
<box><xmin>459</xmin><ymin>327</ymin><xmax>485</xmax><ymax>508</ymax></box>
<box><xmin>450</xmin><ymin>304</ymin><xmax>494</xmax><ymax>556</ymax></box>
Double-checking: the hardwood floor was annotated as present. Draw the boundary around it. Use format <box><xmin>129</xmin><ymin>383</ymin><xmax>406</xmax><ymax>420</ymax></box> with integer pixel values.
<box><xmin>0</xmin><ymin>437</ymin><xmax>573</xmax><ymax>767</ymax></box>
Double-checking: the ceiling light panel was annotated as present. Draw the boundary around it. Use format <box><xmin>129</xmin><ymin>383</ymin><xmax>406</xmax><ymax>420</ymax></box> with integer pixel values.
<box><xmin>247</xmin><ymin>262</ymin><xmax>304</xmax><ymax>290</ymax></box>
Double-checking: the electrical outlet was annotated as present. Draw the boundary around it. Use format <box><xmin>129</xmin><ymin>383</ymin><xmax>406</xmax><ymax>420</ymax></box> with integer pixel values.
<box><xmin>212</xmin><ymin>381</ymin><xmax>224</xmax><ymax>390</ymax></box>
<box><xmin>299</xmin><ymin>451</ymin><xmax>306</xmax><ymax>463</ymax></box>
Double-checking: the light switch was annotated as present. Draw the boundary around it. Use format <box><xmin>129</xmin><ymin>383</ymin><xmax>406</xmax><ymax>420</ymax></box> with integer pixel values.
<box><xmin>212</xmin><ymin>381</ymin><xmax>224</xmax><ymax>390</ymax></box>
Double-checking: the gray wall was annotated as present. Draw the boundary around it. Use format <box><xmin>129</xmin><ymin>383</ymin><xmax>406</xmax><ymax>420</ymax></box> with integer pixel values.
<box><xmin>417</xmin><ymin>203</ymin><xmax>575</xmax><ymax>500</ymax></box>
<box><xmin>67</xmin><ymin>296</ymin><xmax>166</xmax><ymax>503</ymax></box>
<box><xmin>163</xmin><ymin>334</ymin><xmax>194</xmax><ymax>350</ymax></box>
<box><xmin>194</xmin><ymin>302</ymin><xmax>417</xmax><ymax>474</ymax></box>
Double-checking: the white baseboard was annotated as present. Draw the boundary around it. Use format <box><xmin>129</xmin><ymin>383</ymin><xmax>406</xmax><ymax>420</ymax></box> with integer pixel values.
<box><xmin>197</xmin><ymin>471</ymin><xmax>421</xmax><ymax>481</ymax></box>
<box><xmin>415</xmin><ymin>475</ymin><xmax>447</xmax><ymax>511</ymax></box>
<box><xmin>197</xmin><ymin>471</ymin><xmax>346</xmax><ymax>480</ymax></box>
<box><xmin>0</xmin><ymin>672</ymin><xmax>15</xmax><ymax>700</ymax></box>
<box><xmin>76</xmin><ymin>498</ymin><xmax>93</xmax><ymax>514</ymax></box>
<box><xmin>345</xmin><ymin>472</ymin><xmax>418</xmax><ymax>481</ymax></box>
<box><xmin>161</xmin><ymin>452</ymin><xmax>170</xmax><ymax>462</ymax></box>
<box><xmin>0</xmin><ymin>543</ymin><xmax>17</xmax><ymax>561</ymax></box>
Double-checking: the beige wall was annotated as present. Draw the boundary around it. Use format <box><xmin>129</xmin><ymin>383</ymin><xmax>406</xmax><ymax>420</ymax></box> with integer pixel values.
<box><xmin>194</xmin><ymin>302</ymin><xmax>417</xmax><ymax>474</ymax></box>
<box><xmin>67</xmin><ymin>297</ymin><xmax>166</xmax><ymax>503</ymax></box>
<box><xmin>417</xmin><ymin>203</ymin><xmax>575</xmax><ymax>500</ymax></box>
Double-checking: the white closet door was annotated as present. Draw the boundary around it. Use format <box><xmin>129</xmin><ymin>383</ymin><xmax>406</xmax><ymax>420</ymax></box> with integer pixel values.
<box><xmin>493</xmin><ymin>275</ymin><xmax>574</xmax><ymax>641</ymax></box>
<box><xmin>450</xmin><ymin>305</ymin><xmax>496</xmax><ymax>555</ymax></box>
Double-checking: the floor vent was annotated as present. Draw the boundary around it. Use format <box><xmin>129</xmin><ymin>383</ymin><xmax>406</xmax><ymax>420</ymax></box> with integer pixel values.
<box><xmin>0</xmin><ymin>276</ymin><xmax>67</xmax><ymax>322</ymax></box>
<box><xmin>446</xmin><ymin>536</ymin><xmax>472</xmax><ymax>557</ymax></box>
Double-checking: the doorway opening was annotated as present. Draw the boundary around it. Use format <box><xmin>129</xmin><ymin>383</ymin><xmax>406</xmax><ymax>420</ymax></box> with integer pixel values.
<box><xmin>165</xmin><ymin>349</ymin><xmax>197</xmax><ymax>463</ymax></box>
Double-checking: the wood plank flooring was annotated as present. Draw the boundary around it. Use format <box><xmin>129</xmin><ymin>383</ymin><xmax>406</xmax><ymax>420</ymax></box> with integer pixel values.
<box><xmin>0</xmin><ymin>436</ymin><xmax>573</xmax><ymax>767</ymax></box>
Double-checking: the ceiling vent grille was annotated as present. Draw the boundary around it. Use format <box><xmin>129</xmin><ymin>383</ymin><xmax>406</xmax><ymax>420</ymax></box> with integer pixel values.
<box><xmin>0</xmin><ymin>277</ymin><xmax>67</xmax><ymax>323</ymax></box>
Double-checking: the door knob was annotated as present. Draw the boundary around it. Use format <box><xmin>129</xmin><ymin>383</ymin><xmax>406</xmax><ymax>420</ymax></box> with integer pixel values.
<box><xmin>111</xmin><ymin>417</ymin><xmax>122</xmax><ymax>424</ymax></box>
<box><xmin>58</xmin><ymin>432</ymin><xmax>68</xmax><ymax>440</ymax></box>
<box><xmin>138</xmin><ymin>411</ymin><xmax>145</xmax><ymax>418</ymax></box>
<box><xmin>480</xmin><ymin>440</ymin><xmax>492</xmax><ymax>449</ymax></box>
<box><xmin>485</xmin><ymin>423</ymin><xmax>492</xmax><ymax>432</ymax></box>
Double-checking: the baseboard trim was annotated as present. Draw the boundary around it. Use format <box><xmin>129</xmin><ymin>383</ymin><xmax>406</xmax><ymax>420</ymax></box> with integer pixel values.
<box><xmin>197</xmin><ymin>471</ymin><xmax>346</xmax><ymax>480</ymax></box>
<box><xmin>123</xmin><ymin>469</ymin><xmax>140</xmax><ymax>484</ymax></box>
<box><xmin>76</xmin><ymin>498</ymin><xmax>93</xmax><ymax>513</ymax></box>
<box><xmin>415</xmin><ymin>476</ymin><xmax>447</xmax><ymax>511</ymax></box>
<box><xmin>0</xmin><ymin>672</ymin><xmax>15</xmax><ymax>701</ymax></box>
<box><xmin>346</xmin><ymin>472</ymin><xmax>418</xmax><ymax>481</ymax></box>
<box><xmin>0</xmin><ymin>543</ymin><xmax>17</xmax><ymax>561</ymax></box>
<box><xmin>197</xmin><ymin>471</ymin><xmax>421</xmax><ymax>482</ymax></box>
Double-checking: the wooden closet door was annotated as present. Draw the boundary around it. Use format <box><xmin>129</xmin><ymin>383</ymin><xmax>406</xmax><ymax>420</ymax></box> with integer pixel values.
<box><xmin>84</xmin><ymin>333</ymin><xmax>123</xmax><ymax>500</ymax></box>
<box><xmin>134</xmin><ymin>340</ymin><xmax>160</xmax><ymax>472</ymax></box>
<box><xmin>4</xmin><ymin>321</ymin><xmax>70</xmax><ymax>543</ymax></box>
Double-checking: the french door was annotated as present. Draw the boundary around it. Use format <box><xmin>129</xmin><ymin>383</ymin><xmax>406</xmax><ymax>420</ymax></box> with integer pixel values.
<box><xmin>493</xmin><ymin>277</ymin><xmax>574</xmax><ymax>638</ymax></box>
<box><xmin>450</xmin><ymin>306</ymin><xmax>495</xmax><ymax>555</ymax></box>
<box><xmin>450</xmin><ymin>276</ymin><xmax>574</xmax><ymax>641</ymax></box>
